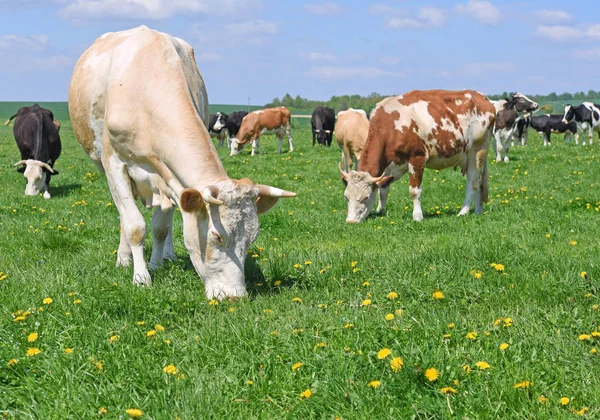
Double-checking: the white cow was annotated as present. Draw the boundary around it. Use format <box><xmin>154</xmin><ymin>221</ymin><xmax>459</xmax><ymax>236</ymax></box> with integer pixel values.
<box><xmin>68</xmin><ymin>26</ymin><xmax>295</xmax><ymax>299</ymax></box>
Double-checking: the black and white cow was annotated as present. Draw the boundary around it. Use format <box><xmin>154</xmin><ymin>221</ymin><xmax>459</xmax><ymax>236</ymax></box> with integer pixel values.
<box><xmin>529</xmin><ymin>114</ymin><xmax>577</xmax><ymax>146</ymax></box>
<box><xmin>8</xmin><ymin>104</ymin><xmax>61</xmax><ymax>199</ymax></box>
<box><xmin>493</xmin><ymin>93</ymin><xmax>538</xmax><ymax>162</ymax></box>
<box><xmin>208</xmin><ymin>112</ymin><xmax>229</xmax><ymax>148</ymax></box>
<box><xmin>225</xmin><ymin>111</ymin><xmax>248</xmax><ymax>144</ymax></box>
<box><xmin>514</xmin><ymin>114</ymin><xmax>531</xmax><ymax>146</ymax></box>
<box><xmin>311</xmin><ymin>106</ymin><xmax>335</xmax><ymax>146</ymax></box>
<box><xmin>562</xmin><ymin>103</ymin><xmax>600</xmax><ymax>145</ymax></box>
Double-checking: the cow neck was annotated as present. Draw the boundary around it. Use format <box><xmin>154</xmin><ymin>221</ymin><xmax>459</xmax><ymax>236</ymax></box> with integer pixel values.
<box><xmin>358</xmin><ymin>133</ymin><xmax>389</xmax><ymax>177</ymax></box>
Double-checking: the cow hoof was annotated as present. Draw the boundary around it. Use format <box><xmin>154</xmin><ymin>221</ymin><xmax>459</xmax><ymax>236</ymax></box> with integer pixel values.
<box><xmin>163</xmin><ymin>252</ymin><xmax>177</xmax><ymax>261</ymax></box>
<box><xmin>458</xmin><ymin>207</ymin><xmax>470</xmax><ymax>216</ymax></box>
<box><xmin>116</xmin><ymin>254</ymin><xmax>132</xmax><ymax>267</ymax></box>
<box><xmin>43</xmin><ymin>191</ymin><xmax>51</xmax><ymax>199</ymax></box>
<box><xmin>412</xmin><ymin>212</ymin><xmax>423</xmax><ymax>222</ymax></box>
<box><xmin>133</xmin><ymin>271</ymin><xmax>152</xmax><ymax>286</ymax></box>
<box><xmin>503</xmin><ymin>156</ymin><xmax>509</xmax><ymax>163</ymax></box>
<box><xmin>148</xmin><ymin>259</ymin><xmax>162</xmax><ymax>271</ymax></box>
<box><xmin>495</xmin><ymin>157</ymin><xmax>501</xmax><ymax>163</ymax></box>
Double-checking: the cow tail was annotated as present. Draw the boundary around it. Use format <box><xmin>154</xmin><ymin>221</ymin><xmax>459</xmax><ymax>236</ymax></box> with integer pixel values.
<box><xmin>4</xmin><ymin>113</ymin><xmax>18</xmax><ymax>126</ymax></box>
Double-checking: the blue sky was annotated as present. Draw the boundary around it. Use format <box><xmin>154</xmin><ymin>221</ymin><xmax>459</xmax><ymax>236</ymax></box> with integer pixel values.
<box><xmin>0</xmin><ymin>0</ymin><xmax>598</xmax><ymax>104</ymax></box>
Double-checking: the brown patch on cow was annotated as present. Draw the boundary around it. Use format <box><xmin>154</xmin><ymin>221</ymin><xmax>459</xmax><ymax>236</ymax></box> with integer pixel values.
<box><xmin>180</xmin><ymin>188</ymin><xmax>204</xmax><ymax>212</ymax></box>
<box><xmin>236</xmin><ymin>107</ymin><xmax>291</xmax><ymax>145</ymax></box>
<box><xmin>128</xmin><ymin>226</ymin><xmax>145</xmax><ymax>246</ymax></box>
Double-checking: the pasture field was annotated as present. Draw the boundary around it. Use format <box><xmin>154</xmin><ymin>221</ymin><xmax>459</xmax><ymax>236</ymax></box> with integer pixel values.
<box><xmin>1</xmin><ymin>108</ymin><xmax>600</xmax><ymax>419</ymax></box>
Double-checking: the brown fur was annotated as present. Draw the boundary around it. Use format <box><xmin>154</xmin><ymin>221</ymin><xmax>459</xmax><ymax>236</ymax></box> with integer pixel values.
<box><xmin>236</xmin><ymin>107</ymin><xmax>291</xmax><ymax>145</ymax></box>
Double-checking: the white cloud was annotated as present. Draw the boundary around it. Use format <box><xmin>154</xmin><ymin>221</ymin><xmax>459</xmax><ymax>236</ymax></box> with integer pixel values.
<box><xmin>225</xmin><ymin>20</ymin><xmax>278</xmax><ymax>36</ymax></box>
<box><xmin>369</xmin><ymin>4</ymin><xmax>402</xmax><ymax>15</ymax></box>
<box><xmin>380</xmin><ymin>56</ymin><xmax>402</xmax><ymax>65</ymax></box>
<box><xmin>535</xmin><ymin>25</ymin><xmax>582</xmax><ymax>41</ymax></box>
<box><xmin>308</xmin><ymin>66</ymin><xmax>407</xmax><ymax>79</ymax></box>
<box><xmin>385</xmin><ymin>7</ymin><xmax>445</xmax><ymax>29</ymax></box>
<box><xmin>587</xmin><ymin>24</ymin><xmax>600</xmax><ymax>38</ymax></box>
<box><xmin>0</xmin><ymin>34</ymin><xmax>48</xmax><ymax>51</ymax></box>
<box><xmin>59</xmin><ymin>0</ymin><xmax>259</xmax><ymax>20</ymax></box>
<box><xmin>455</xmin><ymin>0</ymin><xmax>501</xmax><ymax>26</ymax></box>
<box><xmin>303</xmin><ymin>2</ymin><xmax>343</xmax><ymax>16</ymax></box>
<box><xmin>299</xmin><ymin>52</ymin><xmax>337</xmax><ymax>62</ymax></box>
<box><xmin>572</xmin><ymin>48</ymin><xmax>600</xmax><ymax>61</ymax></box>
<box><xmin>462</xmin><ymin>62</ymin><xmax>515</xmax><ymax>76</ymax></box>
<box><xmin>534</xmin><ymin>10</ymin><xmax>572</xmax><ymax>23</ymax></box>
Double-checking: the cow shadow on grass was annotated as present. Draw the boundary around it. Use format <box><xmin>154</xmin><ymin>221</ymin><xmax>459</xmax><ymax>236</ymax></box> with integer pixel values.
<box><xmin>52</xmin><ymin>183</ymin><xmax>82</xmax><ymax>198</ymax></box>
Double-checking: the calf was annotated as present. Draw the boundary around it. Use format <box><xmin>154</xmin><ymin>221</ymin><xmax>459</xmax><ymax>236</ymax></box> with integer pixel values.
<box><xmin>340</xmin><ymin>90</ymin><xmax>496</xmax><ymax>223</ymax></box>
<box><xmin>311</xmin><ymin>106</ymin><xmax>335</xmax><ymax>146</ymax></box>
<box><xmin>230</xmin><ymin>107</ymin><xmax>294</xmax><ymax>156</ymax></box>
<box><xmin>334</xmin><ymin>108</ymin><xmax>369</xmax><ymax>171</ymax></box>
<box><xmin>9</xmin><ymin>104</ymin><xmax>61</xmax><ymax>199</ymax></box>
<box><xmin>530</xmin><ymin>114</ymin><xmax>577</xmax><ymax>146</ymax></box>
<box><xmin>208</xmin><ymin>112</ymin><xmax>229</xmax><ymax>148</ymax></box>
<box><xmin>493</xmin><ymin>93</ymin><xmax>538</xmax><ymax>162</ymax></box>
<box><xmin>562</xmin><ymin>103</ymin><xmax>600</xmax><ymax>145</ymax></box>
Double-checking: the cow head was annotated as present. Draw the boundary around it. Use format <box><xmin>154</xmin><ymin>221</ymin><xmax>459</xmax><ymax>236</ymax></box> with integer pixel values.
<box><xmin>179</xmin><ymin>178</ymin><xmax>295</xmax><ymax>299</ymax></box>
<box><xmin>562</xmin><ymin>104</ymin><xmax>575</xmax><ymax>124</ymax></box>
<box><xmin>340</xmin><ymin>165</ymin><xmax>393</xmax><ymax>223</ymax></box>
<box><xmin>506</xmin><ymin>93</ymin><xmax>538</xmax><ymax>114</ymax></box>
<box><xmin>229</xmin><ymin>137</ymin><xmax>246</xmax><ymax>155</ymax></box>
<box><xmin>314</xmin><ymin>129</ymin><xmax>331</xmax><ymax>146</ymax></box>
<box><xmin>213</xmin><ymin>113</ymin><xmax>227</xmax><ymax>132</ymax></box>
<box><xmin>14</xmin><ymin>159</ymin><xmax>57</xmax><ymax>198</ymax></box>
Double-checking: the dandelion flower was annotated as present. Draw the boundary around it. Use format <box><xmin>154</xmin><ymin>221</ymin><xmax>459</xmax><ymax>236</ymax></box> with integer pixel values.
<box><xmin>395</xmin><ymin>309</ymin><xmax>403</xmax><ymax>316</ymax></box>
<box><xmin>350</xmin><ymin>261</ymin><xmax>358</xmax><ymax>268</ymax></box>
<box><xmin>538</xmin><ymin>396</ymin><xmax>548</xmax><ymax>403</ymax></box>
<box><xmin>163</xmin><ymin>364</ymin><xmax>178</xmax><ymax>375</ymax></box>
<box><xmin>208</xmin><ymin>299</ymin><xmax>219</xmax><ymax>306</ymax></box>
<box><xmin>27</xmin><ymin>332</ymin><xmax>38</xmax><ymax>342</ymax></box>
<box><xmin>155</xmin><ymin>324</ymin><xmax>165</xmax><ymax>332</ymax></box>
<box><xmin>125</xmin><ymin>408</ymin><xmax>143</xmax><ymax>418</ymax></box>
<box><xmin>581</xmin><ymin>272</ymin><xmax>588</xmax><ymax>279</ymax></box>
<box><xmin>576</xmin><ymin>407</ymin><xmax>589</xmax><ymax>416</ymax></box>
<box><xmin>432</xmin><ymin>290</ymin><xmax>444</xmax><ymax>300</ymax></box>
<box><xmin>64</xmin><ymin>348</ymin><xmax>73</xmax><ymax>354</ymax></box>
<box><xmin>377</xmin><ymin>348</ymin><xmax>392</xmax><ymax>359</ymax></box>
<box><xmin>304</xmin><ymin>260</ymin><xmax>312</xmax><ymax>265</ymax></box>
<box><xmin>362</xmin><ymin>299</ymin><xmax>372</xmax><ymax>306</ymax></box>
<box><xmin>440</xmin><ymin>387</ymin><xmax>457</xmax><ymax>394</ymax></box>
<box><xmin>26</xmin><ymin>348</ymin><xmax>41</xmax><ymax>357</ymax></box>
<box><xmin>570</xmin><ymin>240</ymin><xmax>577</xmax><ymax>246</ymax></box>
<box><xmin>448</xmin><ymin>323</ymin><xmax>455</xmax><ymax>329</ymax></box>
<box><xmin>7</xmin><ymin>359</ymin><xmax>18</xmax><ymax>367</ymax></box>
<box><xmin>42</xmin><ymin>297</ymin><xmax>53</xmax><ymax>305</ymax></box>
<box><xmin>560</xmin><ymin>397</ymin><xmax>570</xmax><ymax>406</ymax></box>
<box><xmin>514</xmin><ymin>381</ymin><xmax>532</xmax><ymax>389</ymax></box>
<box><xmin>465</xmin><ymin>331</ymin><xmax>478</xmax><ymax>341</ymax></box>
<box><xmin>368</xmin><ymin>380</ymin><xmax>381</xmax><ymax>389</ymax></box>
<box><xmin>136</xmin><ymin>321</ymin><xmax>145</xmax><ymax>326</ymax></box>
<box><xmin>146</xmin><ymin>330</ymin><xmax>156</xmax><ymax>337</ymax></box>
<box><xmin>425</xmin><ymin>367</ymin><xmax>440</xmax><ymax>382</ymax></box>
<box><xmin>300</xmin><ymin>389</ymin><xmax>313</xmax><ymax>399</ymax></box>
<box><xmin>344</xmin><ymin>323</ymin><xmax>354</xmax><ymax>329</ymax></box>
<box><xmin>385</xmin><ymin>313</ymin><xmax>394</xmax><ymax>321</ymax></box>
<box><xmin>73</xmin><ymin>299</ymin><xmax>82</xmax><ymax>305</ymax></box>
<box><xmin>579</xmin><ymin>334</ymin><xmax>591</xmax><ymax>341</ymax></box>
<box><xmin>292</xmin><ymin>297</ymin><xmax>303</xmax><ymax>303</ymax></box>
<box><xmin>390</xmin><ymin>357</ymin><xmax>403</xmax><ymax>372</ymax></box>
<box><xmin>292</xmin><ymin>362</ymin><xmax>303</xmax><ymax>371</ymax></box>
<box><xmin>246</xmin><ymin>380</ymin><xmax>253</xmax><ymax>385</ymax></box>
<box><xmin>475</xmin><ymin>361</ymin><xmax>490</xmax><ymax>370</ymax></box>
<box><xmin>499</xmin><ymin>343</ymin><xmax>509</xmax><ymax>351</ymax></box>
<box><xmin>13</xmin><ymin>316</ymin><xmax>26</xmax><ymax>322</ymax></box>
<box><xmin>387</xmin><ymin>291</ymin><xmax>398</xmax><ymax>300</ymax></box>
<box><xmin>109</xmin><ymin>335</ymin><xmax>119</xmax><ymax>343</ymax></box>
<box><xmin>98</xmin><ymin>407</ymin><xmax>107</xmax><ymax>416</ymax></box>
<box><xmin>473</xmin><ymin>271</ymin><xmax>483</xmax><ymax>279</ymax></box>
<box><xmin>494</xmin><ymin>264</ymin><xmax>505</xmax><ymax>272</ymax></box>
<box><xmin>273</xmin><ymin>280</ymin><xmax>282</xmax><ymax>286</ymax></box>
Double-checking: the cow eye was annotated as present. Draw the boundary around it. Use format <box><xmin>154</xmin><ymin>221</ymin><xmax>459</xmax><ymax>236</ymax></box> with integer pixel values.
<box><xmin>210</xmin><ymin>230</ymin><xmax>222</xmax><ymax>243</ymax></box>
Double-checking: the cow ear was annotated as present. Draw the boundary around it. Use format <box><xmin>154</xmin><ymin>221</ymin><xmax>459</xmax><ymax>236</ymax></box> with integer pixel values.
<box><xmin>256</xmin><ymin>196</ymin><xmax>280</xmax><ymax>215</ymax></box>
<box><xmin>51</xmin><ymin>169</ymin><xmax>59</xmax><ymax>175</ymax></box>
<box><xmin>180</xmin><ymin>188</ymin><xmax>204</xmax><ymax>213</ymax></box>
<box><xmin>16</xmin><ymin>166</ymin><xmax>26</xmax><ymax>173</ymax></box>
<box><xmin>375</xmin><ymin>176</ymin><xmax>394</xmax><ymax>189</ymax></box>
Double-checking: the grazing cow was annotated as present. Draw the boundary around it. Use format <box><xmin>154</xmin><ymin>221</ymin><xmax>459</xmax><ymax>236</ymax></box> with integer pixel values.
<box><xmin>311</xmin><ymin>106</ymin><xmax>335</xmax><ymax>146</ymax></box>
<box><xmin>224</xmin><ymin>110</ymin><xmax>248</xmax><ymax>142</ymax></box>
<box><xmin>68</xmin><ymin>26</ymin><xmax>295</xmax><ymax>299</ymax></box>
<box><xmin>340</xmin><ymin>90</ymin><xmax>496</xmax><ymax>223</ymax></box>
<box><xmin>514</xmin><ymin>114</ymin><xmax>531</xmax><ymax>146</ymax></box>
<box><xmin>529</xmin><ymin>114</ymin><xmax>577</xmax><ymax>146</ymax></box>
<box><xmin>208</xmin><ymin>112</ymin><xmax>229</xmax><ymax>148</ymax></box>
<box><xmin>334</xmin><ymin>108</ymin><xmax>369</xmax><ymax>172</ymax></box>
<box><xmin>230</xmin><ymin>107</ymin><xmax>294</xmax><ymax>156</ymax></box>
<box><xmin>8</xmin><ymin>104</ymin><xmax>61</xmax><ymax>199</ymax></box>
<box><xmin>562</xmin><ymin>103</ymin><xmax>600</xmax><ymax>145</ymax></box>
<box><xmin>493</xmin><ymin>93</ymin><xmax>538</xmax><ymax>162</ymax></box>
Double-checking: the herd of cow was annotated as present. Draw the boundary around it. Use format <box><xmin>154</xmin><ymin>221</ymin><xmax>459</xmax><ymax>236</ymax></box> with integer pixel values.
<box><xmin>5</xmin><ymin>26</ymin><xmax>600</xmax><ymax>299</ymax></box>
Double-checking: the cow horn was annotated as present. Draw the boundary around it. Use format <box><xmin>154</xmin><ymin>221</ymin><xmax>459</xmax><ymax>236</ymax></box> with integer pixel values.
<box><xmin>257</xmin><ymin>185</ymin><xmax>296</xmax><ymax>198</ymax></box>
<box><xmin>370</xmin><ymin>173</ymin><xmax>385</xmax><ymax>183</ymax></box>
<box><xmin>40</xmin><ymin>162</ymin><xmax>55</xmax><ymax>173</ymax></box>
<box><xmin>338</xmin><ymin>163</ymin><xmax>349</xmax><ymax>180</ymax></box>
<box><xmin>13</xmin><ymin>160</ymin><xmax>27</xmax><ymax>167</ymax></box>
<box><xmin>201</xmin><ymin>186</ymin><xmax>223</xmax><ymax>205</ymax></box>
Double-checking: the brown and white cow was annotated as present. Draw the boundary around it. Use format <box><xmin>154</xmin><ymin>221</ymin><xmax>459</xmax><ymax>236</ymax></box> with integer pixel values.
<box><xmin>334</xmin><ymin>108</ymin><xmax>369</xmax><ymax>172</ymax></box>
<box><xmin>230</xmin><ymin>107</ymin><xmax>294</xmax><ymax>156</ymax></box>
<box><xmin>68</xmin><ymin>26</ymin><xmax>295</xmax><ymax>299</ymax></box>
<box><xmin>340</xmin><ymin>90</ymin><xmax>496</xmax><ymax>223</ymax></box>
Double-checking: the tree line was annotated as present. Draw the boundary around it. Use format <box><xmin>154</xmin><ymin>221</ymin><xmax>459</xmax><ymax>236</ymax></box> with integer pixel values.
<box><xmin>266</xmin><ymin>91</ymin><xmax>600</xmax><ymax>113</ymax></box>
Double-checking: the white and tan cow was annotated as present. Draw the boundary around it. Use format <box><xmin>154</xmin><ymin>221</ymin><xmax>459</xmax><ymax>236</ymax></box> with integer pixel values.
<box><xmin>334</xmin><ymin>108</ymin><xmax>369</xmax><ymax>172</ymax></box>
<box><xmin>230</xmin><ymin>107</ymin><xmax>294</xmax><ymax>156</ymax></box>
<box><xmin>340</xmin><ymin>90</ymin><xmax>496</xmax><ymax>223</ymax></box>
<box><xmin>68</xmin><ymin>26</ymin><xmax>295</xmax><ymax>299</ymax></box>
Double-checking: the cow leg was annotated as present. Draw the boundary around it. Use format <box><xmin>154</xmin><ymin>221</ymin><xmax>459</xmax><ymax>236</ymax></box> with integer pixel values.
<box><xmin>251</xmin><ymin>138</ymin><xmax>262</xmax><ymax>156</ymax></box>
<box><xmin>589</xmin><ymin>125</ymin><xmax>594</xmax><ymax>145</ymax></box>
<box><xmin>502</xmin><ymin>131</ymin><xmax>511</xmax><ymax>163</ymax></box>
<box><xmin>104</xmin><ymin>153</ymin><xmax>151</xmax><ymax>286</ymax></box>
<box><xmin>116</xmin><ymin>218</ymin><xmax>132</xmax><ymax>267</ymax></box>
<box><xmin>43</xmin><ymin>175</ymin><xmax>51</xmax><ymax>199</ymax></box>
<box><xmin>523</xmin><ymin>128</ymin><xmax>529</xmax><ymax>146</ymax></box>
<box><xmin>286</xmin><ymin>125</ymin><xmax>294</xmax><ymax>152</ymax></box>
<box><xmin>459</xmin><ymin>150</ymin><xmax>478</xmax><ymax>216</ymax></box>
<box><xmin>377</xmin><ymin>166</ymin><xmax>406</xmax><ymax>214</ymax></box>
<box><xmin>494</xmin><ymin>131</ymin><xmax>503</xmax><ymax>162</ymax></box>
<box><xmin>312</xmin><ymin>131</ymin><xmax>316</xmax><ymax>146</ymax></box>
<box><xmin>475</xmin><ymin>147</ymin><xmax>489</xmax><ymax>214</ymax></box>
<box><xmin>408</xmin><ymin>158</ymin><xmax>425</xmax><ymax>222</ymax></box>
<box><xmin>149</xmin><ymin>206</ymin><xmax>175</xmax><ymax>270</ymax></box>
<box><xmin>277</xmin><ymin>133</ymin><xmax>283</xmax><ymax>154</ymax></box>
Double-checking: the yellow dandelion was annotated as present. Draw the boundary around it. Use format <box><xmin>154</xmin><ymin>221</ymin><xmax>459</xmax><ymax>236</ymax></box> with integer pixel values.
<box><xmin>125</xmin><ymin>408</ymin><xmax>143</xmax><ymax>418</ymax></box>
<box><xmin>163</xmin><ymin>339</ymin><xmax>171</xmax><ymax>345</ymax></box>
<box><xmin>462</xmin><ymin>364</ymin><xmax>471</xmax><ymax>373</ymax></box>
<box><xmin>350</xmin><ymin>261</ymin><xmax>358</xmax><ymax>267</ymax></box>
<box><xmin>593</xmin><ymin>304</ymin><xmax>598</xmax><ymax>310</ymax></box>
<box><xmin>514</xmin><ymin>381</ymin><xmax>532</xmax><ymax>389</ymax></box>
<box><xmin>155</xmin><ymin>324</ymin><xmax>165</xmax><ymax>332</ymax></box>
<box><xmin>246</xmin><ymin>380</ymin><xmax>253</xmax><ymax>385</ymax></box>
<box><xmin>163</xmin><ymin>364</ymin><xmax>178</xmax><ymax>375</ymax></box>
<box><xmin>424</xmin><ymin>367</ymin><xmax>440</xmax><ymax>382</ymax></box>
<box><xmin>304</xmin><ymin>260</ymin><xmax>312</xmax><ymax>265</ymax></box>
<box><xmin>466</xmin><ymin>331</ymin><xmax>478</xmax><ymax>341</ymax></box>
<box><xmin>475</xmin><ymin>361</ymin><xmax>490</xmax><ymax>370</ymax></box>
<box><xmin>7</xmin><ymin>359</ymin><xmax>18</xmax><ymax>367</ymax></box>
<box><xmin>344</xmin><ymin>323</ymin><xmax>354</xmax><ymax>329</ymax></box>
<box><xmin>390</xmin><ymin>357</ymin><xmax>403</xmax><ymax>372</ymax></box>
<box><xmin>499</xmin><ymin>343</ymin><xmax>509</xmax><ymax>351</ymax></box>
<box><xmin>591</xmin><ymin>348</ymin><xmax>597</xmax><ymax>354</ymax></box>
<box><xmin>146</xmin><ymin>330</ymin><xmax>156</xmax><ymax>337</ymax></box>
<box><xmin>292</xmin><ymin>362</ymin><xmax>303</xmax><ymax>371</ymax></box>
<box><xmin>362</xmin><ymin>299</ymin><xmax>372</xmax><ymax>306</ymax></box>
<box><xmin>27</xmin><ymin>332</ymin><xmax>38</xmax><ymax>343</ymax></box>
<box><xmin>576</xmin><ymin>407</ymin><xmax>589</xmax><ymax>416</ymax></box>
<box><xmin>42</xmin><ymin>297</ymin><xmax>53</xmax><ymax>305</ymax></box>
<box><xmin>581</xmin><ymin>271</ymin><xmax>588</xmax><ymax>279</ymax></box>
<box><xmin>432</xmin><ymin>290</ymin><xmax>444</xmax><ymax>300</ymax></box>
<box><xmin>293</xmin><ymin>264</ymin><xmax>302</xmax><ymax>269</ymax></box>
<box><xmin>64</xmin><ymin>348</ymin><xmax>73</xmax><ymax>354</ymax></box>
<box><xmin>26</xmin><ymin>348</ymin><xmax>41</xmax><ymax>357</ymax></box>
<box><xmin>538</xmin><ymin>396</ymin><xmax>548</xmax><ymax>403</ymax></box>
<box><xmin>292</xmin><ymin>297</ymin><xmax>303</xmax><ymax>303</ymax></box>
<box><xmin>395</xmin><ymin>308</ymin><xmax>403</xmax><ymax>316</ymax></box>
<box><xmin>368</xmin><ymin>380</ymin><xmax>381</xmax><ymax>389</ymax></box>
<box><xmin>387</xmin><ymin>291</ymin><xmax>398</xmax><ymax>300</ymax></box>
<box><xmin>273</xmin><ymin>280</ymin><xmax>282</xmax><ymax>286</ymax></box>
<box><xmin>448</xmin><ymin>323</ymin><xmax>455</xmax><ymax>328</ymax></box>
<box><xmin>473</xmin><ymin>271</ymin><xmax>483</xmax><ymax>279</ymax></box>
<box><xmin>362</xmin><ymin>281</ymin><xmax>370</xmax><ymax>287</ymax></box>
<box><xmin>208</xmin><ymin>299</ymin><xmax>219</xmax><ymax>306</ymax></box>
<box><xmin>109</xmin><ymin>335</ymin><xmax>119</xmax><ymax>343</ymax></box>
<box><xmin>504</xmin><ymin>317</ymin><xmax>513</xmax><ymax>327</ymax></box>
<box><xmin>13</xmin><ymin>316</ymin><xmax>26</xmax><ymax>322</ymax></box>
<box><xmin>377</xmin><ymin>348</ymin><xmax>392</xmax><ymax>359</ymax></box>
<box><xmin>263</xmin><ymin>309</ymin><xmax>273</xmax><ymax>314</ymax></box>
<box><xmin>570</xmin><ymin>240</ymin><xmax>577</xmax><ymax>246</ymax></box>
<box><xmin>494</xmin><ymin>264</ymin><xmax>505</xmax><ymax>271</ymax></box>
<box><xmin>385</xmin><ymin>313</ymin><xmax>394</xmax><ymax>321</ymax></box>
<box><xmin>440</xmin><ymin>387</ymin><xmax>457</xmax><ymax>394</ymax></box>
<box><xmin>300</xmin><ymin>389</ymin><xmax>313</xmax><ymax>399</ymax></box>
<box><xmin>98</xmin><ymin>407</ymin><xmax>108</xmax><ymax>416</ymax></box>
<box><xmin>136</xmin><ymin>321</ymin><xmax>145</xmax><ymax>326</ymax></box>
<box><xmin>545</xmin><ymin>233</ymin><xmax>551</xmax><ymax>239</ymax></box>
<box><xmin>560</xmin><ymin>397</ymin><xmax>570</xmax><ymax>406</ymax></box>
<box><xmin>352</xmin><ymin>267</ymin><xmax>360</xmax><ymax>273</ymax></box>
<box><xmin>579</xmin><ymin>334</ymin><xmax>591</xmax><ymax>341</ymax></box>
<box><xmin>73</xmin><ymin>299</ymin><xmax>82</xmax><ymax>305</ymax></box>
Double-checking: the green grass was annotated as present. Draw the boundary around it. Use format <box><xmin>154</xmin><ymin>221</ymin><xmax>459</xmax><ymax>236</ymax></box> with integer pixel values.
<box><xmin>1</xmin><ymin>107</ymin><xmax>600</xmax><ymax>419</ymax></box>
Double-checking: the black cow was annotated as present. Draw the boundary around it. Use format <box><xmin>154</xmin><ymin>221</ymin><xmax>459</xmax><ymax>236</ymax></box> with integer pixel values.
<box><xmin>208</xmin><ymin>112</ymin><xmax>229</xmax><ymax>148</ymax></box>
<box><xmin>493</xmin><ymin>93</ymin><xmax>538</xmax><ymax>162</ymax></box>
<box><xmin>311</xmin><ymin>106</ymin><xmax>335</xmax><ymax>146</ymax></box>
<box><xmin>8</xmin><ymin>104</ymin><xmax>61</xmax><ymax>199</ymax></box>
<box><xmin>225</xmin><ymin>110</ymin><xmax>248</xmax><ymax>142</ymax></box>
<box><xmin>529</xmin><ymin>114</ymin><xmax>577</xmax><ymax>146</ymax></box>
<box><xmin>562</xmin><ymin>103</ymin><xmax>600</xmax><ymax>145</ymax></box>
